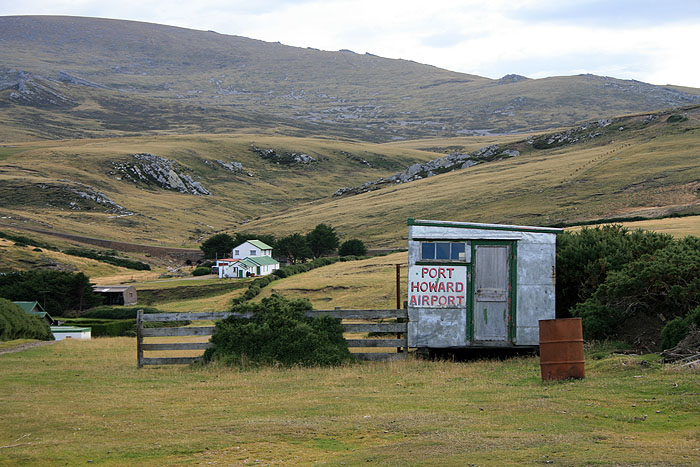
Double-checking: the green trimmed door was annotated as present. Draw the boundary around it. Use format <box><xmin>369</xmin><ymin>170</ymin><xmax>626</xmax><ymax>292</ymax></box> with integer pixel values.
<box><xmin>473</xmin><ymin>244</ymin><xmax>511</xmax><ymax>342</ymax></box>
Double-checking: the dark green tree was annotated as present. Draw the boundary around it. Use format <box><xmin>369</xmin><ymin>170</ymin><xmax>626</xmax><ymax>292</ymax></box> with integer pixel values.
<box><xmin>338</xmin><ymin>239</ymin><xmax>367</xmax><ymax>256</ymax></box>
<box><xmin>276</xmin><ymin>233</ymin><xmax>312</xmax><ymax>264</ymax></box>
<box><xmin>0</xmin><ymin>270</ymin><xmax>101</xmax><ymax>315</ymax></box>
<box><xmin>306</xmin><ymin>223</ymin><xmax>339</xmax><ymax>258</ymax></box>
<box><xmin>200</xmin><ymin>233</ymin><xmax>235</xmax><ymax>259</ymax></box>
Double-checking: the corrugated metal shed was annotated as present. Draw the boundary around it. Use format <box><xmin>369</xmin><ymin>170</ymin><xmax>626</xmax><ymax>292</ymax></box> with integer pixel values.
<box><xmin>92</xmin><ymin>285</ymin><xmax>138</xmax><ymax>306</ymax></box>
<box><xmin>407</xmin><ymin>219</ymin><xmax>562</xmax><ymax>349</ymax></box>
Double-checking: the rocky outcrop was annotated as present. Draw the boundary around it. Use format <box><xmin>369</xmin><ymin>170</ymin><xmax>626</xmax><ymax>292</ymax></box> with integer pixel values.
<box><xmin>65</xmin><ymin>185</ymin><xmax>133</xmax><ymax>214</ymax></box>
<box><xmin>56</xmin><ymin>70</ymin><xmax>109</xmax><ymax>89</ymax></box>
<box><xmin>2</xmin><ymin>69</ymin><xmax>74</xmax><ymax>107</ymax></box>
<box><xmin>250</xmin><ymin>144</ymin><xmax>316</xmax><ymax>165</ymax></box>
<box><xmin>210</xmin><ymin>159</ymin><xmax>253</xmax><ymax>177</ymax></box>
<box><xmin>333</xmin><ymin>144</ymin><xmax>520</xmax><ymax>197</ymax></box>
<box><xmin>496</xmin><ymin>74</ymin><xmax>530</xmax><ymax>84</ymax></box>
<box><xmin>111</xmin><ymin>153</ymin><xmax>211</xmax><ymax>195</ymax></box>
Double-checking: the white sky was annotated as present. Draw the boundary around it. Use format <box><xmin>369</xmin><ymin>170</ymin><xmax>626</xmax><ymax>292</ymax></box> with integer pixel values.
<box><xmin>2</xmin><ymin>0</ymin><xmax>700</xmax><ymax>88</ymax></box>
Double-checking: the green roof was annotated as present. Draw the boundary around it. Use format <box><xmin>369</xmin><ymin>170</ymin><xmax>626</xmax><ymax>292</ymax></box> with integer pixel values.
<box><xmin>51</xmin><ymin>326</ymin><xmax>91</xmax><ymax>333</ymax></box>
<box><xmin>238</xmin><ymin>259</ymin><xmax>258</xmax><ymax>269</ymax></box>
<box><xmin>247</xmin><ymin>256</ymin><xmax>279</xmax><ymax>266</ymax></box>
<box><xmin>248</xmin><ymin>240</ymin><xmax>273</xmax><ymax>250</ymax></box>
<box><xmin>14</xmin><ymin>301</ymin><xmax>41</xmax><ymax>314</ymax></box>
<box><xmin>13</xmin><ymin>301</ymin><xmax>53</xmax><ymax>321</ymax></box>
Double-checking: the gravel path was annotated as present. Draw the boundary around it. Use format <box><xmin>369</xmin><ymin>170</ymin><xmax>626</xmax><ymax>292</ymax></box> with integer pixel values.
<box><xmin>0</xmin><ymin>341</ymin><xmax>56</xmax><ymax>356</ymax></box>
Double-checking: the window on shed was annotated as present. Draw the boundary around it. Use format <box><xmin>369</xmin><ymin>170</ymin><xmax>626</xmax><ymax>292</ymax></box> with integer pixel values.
<box><xmin>421</xmin><ymin>241</ymin><xmax>467</xmax><ymax>261</ymax></box>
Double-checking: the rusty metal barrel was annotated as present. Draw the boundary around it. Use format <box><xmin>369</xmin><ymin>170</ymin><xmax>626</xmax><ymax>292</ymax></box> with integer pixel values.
<box><xmin>539</xmin><ymin>318</ymin><xmax>585</xmax><ymax>380</ymax></box>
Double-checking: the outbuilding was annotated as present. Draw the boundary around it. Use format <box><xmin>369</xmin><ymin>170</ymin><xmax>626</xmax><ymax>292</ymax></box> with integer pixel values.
<box><xmin>92</xmin><ymin>285</ymin><xmax>138</xmax><ymax>306</ymax></box>
<box><xmin>13</xmin><ymin>301</ymin><xmax>55</xmax><ymax>325</ymax></box>
<box><xmin>407</xmin><ymin>219</ymin><xmax>562</xmax><ymax>350</ymax></box>
<box><xmin>51</xmin><ymin>326</ymin><xmax>91</xmax><ymax>341</ymax></box>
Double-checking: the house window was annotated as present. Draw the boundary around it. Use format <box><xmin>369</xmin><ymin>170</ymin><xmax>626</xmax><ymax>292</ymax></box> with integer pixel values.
<box><xmin>250</xmin><ymin>250</ymin><xmax>256</xmax><ymax>255</ymax></box>
<box><xmin>421</xmin><ymin>242</ymin><xmax>467</xmax><ymax>261</ymax></box>
<box><xmin>234</xmin><ymin>250</ymin><xmax>239</xmax><ymax>256</ymax></box>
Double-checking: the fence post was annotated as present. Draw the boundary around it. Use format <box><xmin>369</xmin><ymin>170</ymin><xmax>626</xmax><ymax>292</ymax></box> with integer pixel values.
<box><xmin>136</xmin><ymin>309</ymin><xmax>143</xmax><ymax>368</ymax></box>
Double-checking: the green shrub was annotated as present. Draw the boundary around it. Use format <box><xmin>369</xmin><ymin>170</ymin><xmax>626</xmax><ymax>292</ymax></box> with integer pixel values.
<box><xmin>0</xmin><ymin>298</ymin><xmax>53</xmax><ymax>341</ymax></box>
<box><xmin>78</xmin><ymin>306</ymin><xmax>161</xmax><ymax>319</ymax></box>
<box><xmin>667</xmin><ymin>114</ymin><xmax>688</xmax><ymax>123</ymax></box>
<box><xmin>204</xmin><ymin>294</ymin><xmax>355</xmax><ymax>367</ymax></box>
<box><xmin>0</xmin><ymin>230</ymin><xmax>53</xmax><ymax>249</ymax></box>
<box><xmin>61</xmin><ymin>314</ymin><xmax>189</xmax><ymax>337</ymax></box>
<box><xmin>661</xmin><ymin>306</ymin><xmax>700</xmax><ymax>350</ymax></box>
<box><xmin>59</xmin><ymin>319</ymin><xmax>137</xmax><ymax>337</ymax></box>
<box><xmin>192</xmin><ymin>267</ymin><xmax>211</xmax><ymax>276</ymax></box>
<box><xmin>338</xmin><ymin>239</ymin><xmax>367</xmax><ymax>256</ymax></box>
<box><xmin>556</xmin><ymin>225</ymin><xmax>673</xmax><ymax>318</ymax></box>
<box><xmin>63</xmin><ymin>248</ymin><xmax>151</xmax><ymax>270</ymax></box>
<box><xmin>571</xmin><ymin>236</ymin><xmax>700</xmax><ymax>346</ymax></box>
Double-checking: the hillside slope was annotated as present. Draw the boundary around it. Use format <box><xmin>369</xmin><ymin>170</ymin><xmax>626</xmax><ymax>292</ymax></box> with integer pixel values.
<box><xmin>1</xmin><ymin>15</ymin><xmax>699</xmax><ymax>142</ymax></box>
<box><xmin>0</xmin><ymin>134</ymin><xmax>439</xmax><ymax>246</ymax></box>
<box><xmin>1</xmin><ymin>106</ymin><xmax>698</xmax><ymax>248</ymax></box>
<box><xmin>238</xmin><ymin>106</ymin><xmax>700</xmax><ymax>246</ymax></box>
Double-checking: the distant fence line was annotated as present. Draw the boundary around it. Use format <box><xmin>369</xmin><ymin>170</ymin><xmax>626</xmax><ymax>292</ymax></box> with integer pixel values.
<box><xmin>136</xmin><ymin>309</ymin><xmax>408</xmax><ymax>367</ymax></box>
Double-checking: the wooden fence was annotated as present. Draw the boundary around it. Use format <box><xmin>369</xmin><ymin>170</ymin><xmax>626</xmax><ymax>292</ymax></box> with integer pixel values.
<box><xmin>136</xmin><ymin>309</ymin><xmax>408</xmax><ymax>367</ymax></box>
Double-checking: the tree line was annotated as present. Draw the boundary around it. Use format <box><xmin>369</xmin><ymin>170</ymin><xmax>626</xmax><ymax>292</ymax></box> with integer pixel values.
<box><xmin>199</xmin><ymin>224</ymin><xmax>367</xmax><ymax>264</ymax></box>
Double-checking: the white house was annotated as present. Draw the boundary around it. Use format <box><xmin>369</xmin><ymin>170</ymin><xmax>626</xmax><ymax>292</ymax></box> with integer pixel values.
<box><xmin>219</xmin><ymin>240</ymin><xmax>279</xmax><ymax>278</ymax></box>
<box><xmin>215</xmin><ymin>258</ymin><xmax>239</xmax><ymax>270</ymax></box>
<box><xmin>231</xmin><ymin>240</ymin><xmax>274</xmax><ymax>260</ymax></box>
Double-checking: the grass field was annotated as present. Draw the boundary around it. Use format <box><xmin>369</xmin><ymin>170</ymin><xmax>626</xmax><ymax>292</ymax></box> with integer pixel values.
<box><xmin>256</xmin><ymin>252</ymin><xmax>408</xmax><ymax>310</ymax></box>
<box><xmin>0</xmin><ymin>338</ymin><xmax>698</xmax><ymax>466</ymax></box>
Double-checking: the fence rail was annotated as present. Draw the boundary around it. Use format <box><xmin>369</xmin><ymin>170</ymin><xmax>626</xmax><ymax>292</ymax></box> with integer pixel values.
<box><xmin>137</xmin><ymin>309</ymin><xmax>407</xmax><ymax>367</ymax></box>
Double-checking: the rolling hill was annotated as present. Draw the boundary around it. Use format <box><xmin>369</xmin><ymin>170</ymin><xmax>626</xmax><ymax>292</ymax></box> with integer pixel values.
<box><xmin>1</xmin><ymin>15</ymin><xmax>699</xmax><ymax>256</ymax></box>
<box><xmin>1</xmin><ymin>105</ymin><xmax>698</xmax><ymax>250</ymax></box>
<box><xmin>2</xmin><ymin>15</ymin><xmax>699</xmax><ymax>142</ymax></box>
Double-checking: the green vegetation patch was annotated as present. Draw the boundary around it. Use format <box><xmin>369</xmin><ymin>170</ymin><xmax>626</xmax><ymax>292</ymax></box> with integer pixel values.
<box><xmin>559</xmin><ymin>227</ymin><xmax>700</xmax><ymax>349</ymax></box>
<box><xmin>0</xmin><ymin>270</ymin><xmax>102</xmax><ymax>316</ymax></box>
<box><xmin>0</xmin><ymin>146</ymin><xmax>27</xmax><ymax>161</ymax></box>
<box><xmin>0</xmin><ymin>298</ymin><xmax>53</xmax><ymax>341</ymax></box>
<box><xmin>64</xmin><ymin>248</ymin><xmax>151</xmax><ymax>270</ymax></box>
<box><xmin>203</xmin><ymin>294</ymin><xmax>355</xmax><ymax>367</ymax></box>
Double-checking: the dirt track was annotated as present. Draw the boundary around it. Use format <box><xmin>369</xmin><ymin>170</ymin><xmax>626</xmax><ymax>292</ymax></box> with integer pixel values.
<box><xmin>0</xmin><ymin>222</ymin><xmax>203</xmax><ymax>262</ymax></box>
<box><xmin>0</xmin><ymin>340</ymin><xmax>56</xmax><ymax>356</ymax></box>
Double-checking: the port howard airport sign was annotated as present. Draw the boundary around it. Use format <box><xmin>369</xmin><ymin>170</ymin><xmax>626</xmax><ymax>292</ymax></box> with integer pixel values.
<box><xmin>408</xmin><ymin>265</ymin><xmax>467</xmax><ymax>308</ymax></box>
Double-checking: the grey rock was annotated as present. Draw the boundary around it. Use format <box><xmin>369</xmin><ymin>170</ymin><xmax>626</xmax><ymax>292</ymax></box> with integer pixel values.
<box><xmin>111</xmin><ymin>153</ymin><xmax>211</xmax><ymax>195</ymax></box>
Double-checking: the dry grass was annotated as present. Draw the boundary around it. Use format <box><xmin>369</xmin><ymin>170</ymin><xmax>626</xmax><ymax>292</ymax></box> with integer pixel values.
<box><xmin>2</xmin><ymin>109</ymin><xmax>699</xmax><ymax>251</ymax></box>
<box><xmin>567</xmin><ymin>215</ymin><xmax>700</xmax><ymax>238</ymax></box>
<box><xmin>0</xmin><ymin>338</ymin><xmax>698</xmax><ymax>465</ymax></box>
<box><xmin>241</xmin><ymin>120</ymin><xmax>700</xmax><ymax>247</ymax></box>
<box><xmin>257</xmin><ymin>252</ymin><xmax>408</xmax><ymax>309</ymax></box>
<box><xmin>154</xmin><ymin>288</ymin><xmax>245</xmax><ymax>313</ymax></box>
<box><xmin>0</xmin><ymin>238</ymin><xmax>141</xmax><ymax>278</ymax></box>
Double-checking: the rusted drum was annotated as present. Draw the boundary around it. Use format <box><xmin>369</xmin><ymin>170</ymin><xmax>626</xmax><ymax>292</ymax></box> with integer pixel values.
<box><xmin>539</xmin><ymin>318</ymin><xmax>585</xmax><ymax>381</ymax></box>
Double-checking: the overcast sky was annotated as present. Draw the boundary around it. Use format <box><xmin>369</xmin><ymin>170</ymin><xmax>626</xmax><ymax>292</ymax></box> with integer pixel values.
<box><xmin>3</xmin><ymin>0</ymin><xmax>700</xmax><ymax>88</ymax></box>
